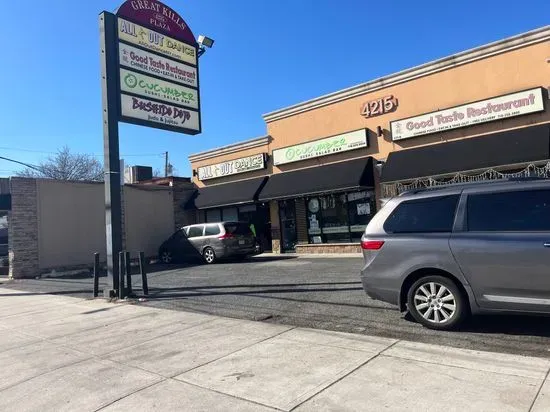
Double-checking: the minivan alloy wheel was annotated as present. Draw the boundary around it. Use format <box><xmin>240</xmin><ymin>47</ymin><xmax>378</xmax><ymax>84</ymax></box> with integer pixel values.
<box><xmin>203</xmin><ymin>247</ymin><xmax>216</xmax><ymax>264</ymax></box>
<box><xmin>413</xmin><ymin>282</ymin><xmax>456</xmax><ymax>323</ymax></box>
<box><xmin>407</xmin><ymin>275</ymin><xmax>467</xmax><ymax>330</ymax></box>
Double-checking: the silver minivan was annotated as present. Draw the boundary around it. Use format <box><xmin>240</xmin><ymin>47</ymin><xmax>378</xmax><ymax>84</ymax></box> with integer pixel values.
<box><xmin>159</xmin><ymin>221</ymin><xmax>257</xmax><ymax>264</ymax></box>
<box><xmin>360</xmin><ymin>179</ymin><xmax>550</xmax><ymax>330</ymax></box>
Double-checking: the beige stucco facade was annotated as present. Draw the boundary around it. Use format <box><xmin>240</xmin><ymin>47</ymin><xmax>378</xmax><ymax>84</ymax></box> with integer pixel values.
<box><xmin>189</xmin><ymin>26</ymin><xmax>550</xmax><ymax>254</ymax></box>
<box><xmin>266</xmin><ymin>39</ymin><xmax>550</xmax><ymax>164</ymax></box>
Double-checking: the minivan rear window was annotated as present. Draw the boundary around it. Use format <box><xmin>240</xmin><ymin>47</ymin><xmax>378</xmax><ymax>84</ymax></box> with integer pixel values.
<box><xmin>204</xmin><ymin>224</ymin><xmax>221</xmax><ymax>236</ymax></box>
<box><xmin>224</xmin><ymin>222</ymin><xmax>253</xmax><ymax>236</ymax></box>
<box><xmin>384</xmin><ymin>195</ymin><xmax>459</xmax><ymax>233</ymax></box>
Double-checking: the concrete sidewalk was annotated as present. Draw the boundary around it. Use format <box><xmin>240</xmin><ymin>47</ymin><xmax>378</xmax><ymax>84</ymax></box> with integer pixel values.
<box><xmin>0</xmin><ymin>288</ymin><xmax>549</xmax><ymax>412</ymax></box>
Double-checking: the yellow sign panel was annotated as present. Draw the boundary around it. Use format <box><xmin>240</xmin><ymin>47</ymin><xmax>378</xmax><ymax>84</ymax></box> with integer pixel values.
<box><xmin>118</xmin><ymin>18</ymin><xmax>196</xmax><ymax>66</ymax></box>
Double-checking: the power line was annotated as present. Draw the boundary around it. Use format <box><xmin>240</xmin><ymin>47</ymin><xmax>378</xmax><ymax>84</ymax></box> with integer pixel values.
<box><xmin>0</xmin><ymin>146</ymin><xmax>166</xmax><ymax>158</ymax></box>
<box><xmin>0</xmin><ymin>156</ymin><xmax>42</xmax><ymax>173</ymax></box>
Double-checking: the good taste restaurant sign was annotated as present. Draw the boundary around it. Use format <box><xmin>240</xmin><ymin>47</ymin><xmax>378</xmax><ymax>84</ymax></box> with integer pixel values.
<box><xmin>273</xmin><ymin>129</ymin><xmax>368</xmax><ymax>166</ymax></box>
<box><xmin>391</xmin><ymin>88</ymin><xmax>545</xmax><ymax>141</ymax></box>
<box><xmin>198</xmin><ymin>154</ymin><xmax>266</xmax><ymax>181</ymax></box>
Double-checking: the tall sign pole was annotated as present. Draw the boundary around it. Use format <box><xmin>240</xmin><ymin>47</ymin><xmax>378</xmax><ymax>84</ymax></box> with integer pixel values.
<box><xmin>99</xmin><ymin>0</ymin><xmax>202</xmax><ymax>297</ymax></box>
<box><xmin>99</xmin><ymin>12</ymin><xmax>122</xmax><ymax>297</ymax></box>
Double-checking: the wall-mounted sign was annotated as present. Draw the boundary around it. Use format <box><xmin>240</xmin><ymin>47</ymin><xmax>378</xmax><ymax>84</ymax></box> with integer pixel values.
<box><xmin>273</xmin><ymin>129</ymin><xmax>368</xmax><ymax>166</ymax></box>
<box><xmin>197</xmin><ymin>154</ymin><xmax>266</xmax><ymax>180</ymax></box>
<box><xmin>391</xmin><ymin>88</ymin><xmax>545</xmax><ymax>141</ymax></box>
<box><xmin>361</xmin><ymin>95</ymin><xmax>398</xmax><ymax>118</ymax></box>
<box><xmin>120</xmin><ymin>68</ymin><xmax>198</xmax><ymax>109</ymax></box>
<box><xmin>121</xmin><ymin>94</ymin><xmax>200</xmax><ymax>132</ymax></box>
<box><xmin>115</xmin><ymin>0</ymin><xmax>201</xmax><ymax>135</ymax></box>
<box><xmin>118</xmin><ymin>18</ymin><xmax>197</xmax><ymax>65</ymax></box>
<box><xmin>119</xmin><ymin>44</ymin><xmax>197</xmax><ymax>87</ymax></box>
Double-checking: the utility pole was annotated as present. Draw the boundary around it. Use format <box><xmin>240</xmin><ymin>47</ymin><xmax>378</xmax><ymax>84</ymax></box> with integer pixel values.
<box><xmin>164</xmin><ymin>151</ymin><xmax>169</xmax><ymax>177</ymax></box>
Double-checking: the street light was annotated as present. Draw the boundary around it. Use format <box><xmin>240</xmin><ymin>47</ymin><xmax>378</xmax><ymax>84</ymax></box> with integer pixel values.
<box><xmin>197</xmin><ymin>35</ymin><xmax>214</xmax><ymax>58</ymax></box>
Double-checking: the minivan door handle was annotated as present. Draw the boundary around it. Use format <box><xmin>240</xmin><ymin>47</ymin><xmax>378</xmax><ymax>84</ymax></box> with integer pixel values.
<box><xmin>544</xmin><ymin>243</ymin><xmax>550</xmax><ymax>248</ymax></box>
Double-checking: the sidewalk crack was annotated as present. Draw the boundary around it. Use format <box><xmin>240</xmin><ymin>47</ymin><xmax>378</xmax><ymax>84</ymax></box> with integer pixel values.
<box><xmin>287</xmin><ymin>339</ymin><xmax>402</xmax><ymax>411</ymax></box>
<box><xmin>529</xmin><ymin>366</ymin><xmax>550</xmax><ymax>412</ymax></box>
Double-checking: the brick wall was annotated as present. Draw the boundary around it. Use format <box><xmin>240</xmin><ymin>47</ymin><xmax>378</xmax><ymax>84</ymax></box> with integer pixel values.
<box><xmin>295</xmin><ymin>243</ymin><xmax>361</xmax><ymax>254</ymax></box>
<box><xmin>9</xmin><ymin>178</ymin><xmax>39</xmax><ymax>279</ymax></box>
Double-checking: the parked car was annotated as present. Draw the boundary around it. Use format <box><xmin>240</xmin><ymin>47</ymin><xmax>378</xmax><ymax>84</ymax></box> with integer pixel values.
<box><xmin>158</xmin><ymin>221</ymin><xmax>257</xmax><ymax>264</ymax></box>
<box><xmin>360</xmin><ymin>178</ymin><xmax>550</xmax><ymax>330</ymax></box>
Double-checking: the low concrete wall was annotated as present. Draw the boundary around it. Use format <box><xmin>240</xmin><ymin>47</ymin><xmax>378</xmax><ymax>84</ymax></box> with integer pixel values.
<box><xmin>124</xmin><ymin>185</ymin><xmax>174</xmax><ymax>258</ymax></box>
<box><xmin>37</xmin><ymin>180</ymin><xmax>105</xmax><ymax>270</ymax></box>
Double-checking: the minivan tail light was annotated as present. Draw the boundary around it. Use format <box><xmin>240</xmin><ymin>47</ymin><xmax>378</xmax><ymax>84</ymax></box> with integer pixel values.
<box><xmin>218</xmin><ymin>233</ymin><xmax>234</xmax><ymax>240</ymax></box>
<box><xmin>361</xmin><ymin>240</ymin><xmax>385</xmax><ymax>250</ymax></box>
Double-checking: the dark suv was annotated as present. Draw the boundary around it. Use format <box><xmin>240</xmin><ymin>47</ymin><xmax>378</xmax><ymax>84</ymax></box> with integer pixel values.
<box><xmin>360</xmin><ymin>179</ymin><xmax>550</xmax><ymax>330</ymax></box>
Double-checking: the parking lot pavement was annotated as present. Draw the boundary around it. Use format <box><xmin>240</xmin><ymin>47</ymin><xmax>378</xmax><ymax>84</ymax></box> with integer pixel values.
<box><xmin>0</xmin><ymin>288</ymin><xmax>549</xmax><ymax>412</ymax></box>
<box><xmin>2</xmin><ymin>255</ymin><xmax>550</xmax><ymax>358</ymax></box>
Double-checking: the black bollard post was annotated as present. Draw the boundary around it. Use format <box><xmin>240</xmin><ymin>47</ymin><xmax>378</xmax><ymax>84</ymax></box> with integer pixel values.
<box><xmin>125</xmin><ymin>251</ymin><xmax>132</xmax><ymax>295</ymax></box>
<box><xmin>93</xmin><ymin>253</ymin><xmax>100</xmax><ymax>298</ymax></box>
<box><xmin>118</xmin><ymin>251</ymin><xmax>125</xmax><ymax>299</ymax></box>
<box><xmin>139</xmin><ymin>251</ymin><xmax>148</xmax><ymax>296</ymax></box>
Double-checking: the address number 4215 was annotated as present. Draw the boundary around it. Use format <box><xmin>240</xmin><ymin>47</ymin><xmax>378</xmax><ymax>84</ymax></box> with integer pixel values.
<box><xmin>361</xmin><ymin>95</ymin><xmax>398</xmax><ymax>118</ymax></box>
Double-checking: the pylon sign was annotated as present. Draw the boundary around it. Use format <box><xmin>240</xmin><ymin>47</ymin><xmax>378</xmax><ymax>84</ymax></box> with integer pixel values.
<box><xmin>99</xmin><ymin>0</ymin><xmax>202</xmax><ymax>297</ymax></box>
<box><xmin>116</xmin><ymin>0</ymin><xmax>201</xmax><ymax>135</ymax></box>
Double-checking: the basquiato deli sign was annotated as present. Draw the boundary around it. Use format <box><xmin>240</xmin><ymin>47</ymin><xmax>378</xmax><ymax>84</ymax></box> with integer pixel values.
<box><xmin>198</xmin><ymin>154</ymin><xmax>266</xmax><ymax>180</ymax></box>
<box><xmin>391</xmin><ymin>88</ymin><xmax>545</xmax><ymax>141</ymax></box>
<box><xmin>115</xmin><ymin>0</ymin><xmax>201</xmax><ymax>134</ymax></box>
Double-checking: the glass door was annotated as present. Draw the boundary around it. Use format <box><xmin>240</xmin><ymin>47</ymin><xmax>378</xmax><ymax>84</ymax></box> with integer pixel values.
<box><xmin>279</xmin><ymin>200</ymin><xmax>297</xmax><ymax>252</ymax></box>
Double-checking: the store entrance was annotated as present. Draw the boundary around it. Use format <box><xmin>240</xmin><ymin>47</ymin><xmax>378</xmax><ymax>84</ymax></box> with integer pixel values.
<box><xmin>279</xmin><ymin>200</ymin><xmax>297</xmax><ymax>252</ymax></box>
<box><xmin>239</xmin><ymin>204</ymin><xmax>271</xmax><ymax>252</ymax></box>
<box><xmin>203</xmin><ymin>204</ymin><xmax>272</xmax><ymax>252</ymax></box>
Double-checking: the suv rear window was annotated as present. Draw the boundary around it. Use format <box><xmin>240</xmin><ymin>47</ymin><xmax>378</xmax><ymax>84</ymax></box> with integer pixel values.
<box><xmin>224</xmin><ymin>222</ymin><xmax>253</xmax><ymax>236</ymax></box>
<box><xmin>384</xmin><ymin>195</ymin><xmax>459</xmax><ymax>233</ymax></box>
<box><xmin>467</xmin><ymin>189</ymin><xmax>550</xmax><ymax>231</ymax></box>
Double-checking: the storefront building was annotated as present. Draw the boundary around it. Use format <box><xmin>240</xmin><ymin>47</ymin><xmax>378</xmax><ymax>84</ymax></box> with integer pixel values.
<box><xmin>189</xmin><ymin>26</ymin><xmax>550</xmax><ymax>254</ymax></box>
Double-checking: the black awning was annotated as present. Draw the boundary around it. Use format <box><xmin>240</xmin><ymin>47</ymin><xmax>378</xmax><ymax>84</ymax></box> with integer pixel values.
<box><xmin>193</xmin><ymin>176</ymin><xmax>268</xmax><ymax>209</ymax></box>
<box><xmin>381</xmin><ymin>124</ymin><xmax>550</xmax><ymax>183</ymax></box>
<box><xmin>258</xmin><ymin>157</ymin><xmax>374</xmax><ymax>201</ymax></box>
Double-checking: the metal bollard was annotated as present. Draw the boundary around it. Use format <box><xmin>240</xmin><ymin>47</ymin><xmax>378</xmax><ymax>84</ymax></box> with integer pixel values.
<box><xmin>118</xmin><ymin>251</ymin><xmax>125</xmax><ymax>299</ymax></box>
<box><xmin>139</xmin><ymin>251</ymin><xmax>148</xmax><ymax>296</ymax></box>
<box><xmin>125</xmin><ymin>251</ymin><xmax>132</xmax><ymax>295</ymax></box>
<box><xmin>93</xmin><ymin>253</ymin><xmax>100</xmax><ymax>298</ymax></box>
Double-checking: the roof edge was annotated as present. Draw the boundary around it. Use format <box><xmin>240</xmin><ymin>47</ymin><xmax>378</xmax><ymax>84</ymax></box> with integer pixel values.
<box><xmin>188</xmin><ymin>135</ymin><xmax>270</xmax><ymax>163</ymax></box>
<box><xmin>263</xmin><ymin>25</ymin><xmax>550</xmax><ymax>123</ymax></box>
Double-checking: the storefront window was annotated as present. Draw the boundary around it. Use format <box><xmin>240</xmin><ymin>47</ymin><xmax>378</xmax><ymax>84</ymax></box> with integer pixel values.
<box><xmin>348</xmin><ymin>191</ymin><xmax>375</xmax><ymax>242</ymax></box>
<box><xmin>206</xmin><ymin>209</ymin><xmax>221</xmax><ymax>222</ymax></box>
<box><xmin>306</xmin><ymin>190</ymin><xmax>375</xmax><ymax>244</ymax></box>
<box><xmin>222</xmin><ymin>207</ymin><xmax>238</xmax><ymax>222</ymax></box>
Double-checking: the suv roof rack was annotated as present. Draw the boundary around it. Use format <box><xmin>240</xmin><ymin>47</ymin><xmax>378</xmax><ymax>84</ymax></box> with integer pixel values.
<box><xmin>398</xmin><ymin>176</ymin><xmax>547</xmax><ymax>196</ymax></box>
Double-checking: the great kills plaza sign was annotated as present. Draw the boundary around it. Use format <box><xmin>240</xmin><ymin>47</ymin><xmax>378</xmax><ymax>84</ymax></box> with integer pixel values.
<box><xmin>116</xmin><ymin>0</ymin><xmax>201</xmax><ymax>134</ymax></box>
<box><xmin>99</xmin><ymin>0</ymin><xmax>203</xmax><ymax>296</ymax></box>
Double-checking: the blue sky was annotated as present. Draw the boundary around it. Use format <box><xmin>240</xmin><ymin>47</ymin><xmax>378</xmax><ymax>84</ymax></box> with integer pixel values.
<box><xmin>0</xmin><ymin>0</ymin><xmax>548</xmax><ymax>177</ymax></box>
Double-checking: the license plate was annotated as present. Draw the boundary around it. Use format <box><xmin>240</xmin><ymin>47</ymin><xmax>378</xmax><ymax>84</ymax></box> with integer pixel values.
<box><xmin>239</xmin><ymin>240</ymin><xmax>245</xmax><ymax>245</ymax></box>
